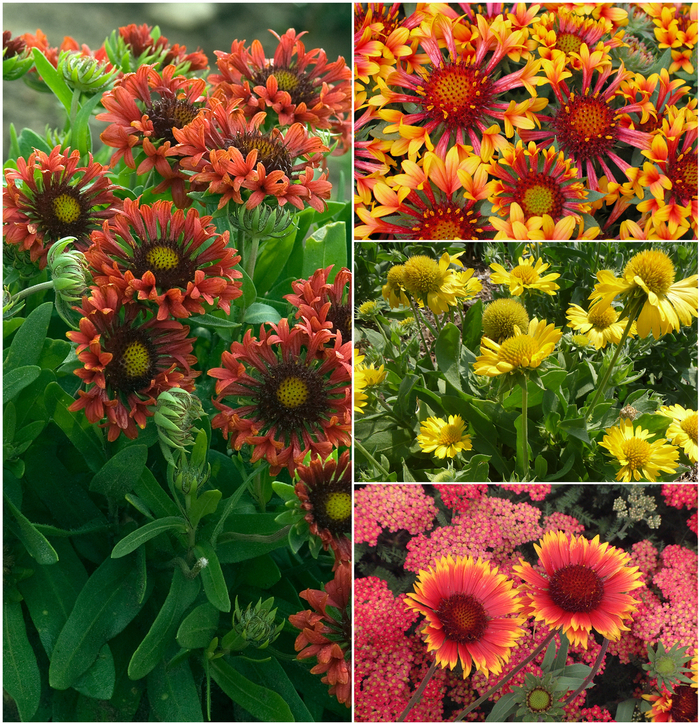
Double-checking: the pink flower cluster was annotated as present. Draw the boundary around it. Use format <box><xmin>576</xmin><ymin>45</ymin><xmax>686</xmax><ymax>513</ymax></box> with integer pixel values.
<box><xmin>434</xmin><ymin>483</ymin><xmax>487</xmax><ymax>511</ymax></box>
<box><xmin>354</xmin><ymin>485</ymin><xmax>437</xmax><ymax>546</ymax></box>
<box><xmin>662</xmin><ymin>483</ymin><xmax>698</xmax><ymax>510</ymax></box>
<box><xmin>500</xmin><ymin>483</ymin><xmax>552</xmax><ymax>501</ymax></box>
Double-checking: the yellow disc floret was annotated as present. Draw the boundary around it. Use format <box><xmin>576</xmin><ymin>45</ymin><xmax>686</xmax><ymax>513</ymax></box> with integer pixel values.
<box><xmin>325</xmin><ymin>491</ymin><xmax>352</xmax><ymax>521</ymax></box>
<box><xmin>146</xmin><ymin>245</ymin><xmax>180</xmax><ymax>271</ymax></box>
<box><xmin>277</xmin><ymin>376</ymin><xmax>309</xmax><ymax>408</ymax></box>
<box><xmin>122</xmin><ymin>341</ymin><xmax>151</xmax><ymax>379</ymax></box>
<box><xmin>52</xmin><ymin>194</ymin><xmax>81</xmax><ymax>224</ymax></box>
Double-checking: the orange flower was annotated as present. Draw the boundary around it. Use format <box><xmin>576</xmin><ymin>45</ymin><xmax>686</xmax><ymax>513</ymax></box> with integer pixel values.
<box><xmin>514</xmin><ymin>531</ymin><xmax>644</xmax><ymax>648</ymax></box>
<box><xmin>405</xmin><ymin>555</ymin><xmax>525</xmax><ymax>677</ymax></box>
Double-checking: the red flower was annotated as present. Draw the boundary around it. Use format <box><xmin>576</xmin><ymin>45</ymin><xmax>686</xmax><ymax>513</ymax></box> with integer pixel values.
<box><xmin>114</xmin><ymin>23</ymin><xmax>208</xmax><ymax>72</ymax></box>
<box><xmin>289</xmin><ymin>562</ymin><xmax>351</xmax><ymax>707</ymax></box>
<box><xmin>3</xmin><ymin>147</ymin><xmax>118</xmax><ymax>268</ymax></box>
<box><xmin>209</xmin><ymin>318</ymin><xmax>351</xmax><ymax>476</ymax></box>
<box><xmin>295</xmin><ymin>451</ymin><xmax>351</xmax><ymax>566</ymax></box>
<box><xmin>171</xmin><ymin>97</ymin><xmax>332</xmax><ymax>211</ymax></box>
<box><xmin>208</xmin><ymin>28</ymin><xmax>351</xmax><ymax>132</ymax></box>
<box><xmin>285</xmin><ymin>266</ymin><xmax>351</xmax><ymax>344</ymax></box>
<box><xmin>66</xmin><ymin>285</ymin><xmax>198</xmax><ymax>441</ymax></box>
<box><xmin>86</xmin><ymin>197</ymin><xmax>242</xmax><ymax>320</ymax></box>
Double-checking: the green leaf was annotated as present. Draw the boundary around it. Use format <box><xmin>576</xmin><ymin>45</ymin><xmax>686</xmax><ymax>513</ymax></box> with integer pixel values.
<box><xmin>72</xmin><ymin>643</ymin><xmax>115</xmax><ymax>700</ymax></box>
<box><xmin>37</xmin><ymin>337</ymin><xmax>72</xmax><ymax>371</ymax></box>
<box><xmin>243</xmin><ymin>302</ymin><xmax>282</xmax><ymax>325</ymax></box>
<box><xmin>4</xmin><ymin>302</ymin><xmax>53</xmax><ymax>373</ymax></box>
<box><xmin>254</xmin><ymin>225</ymin><xmax>297</xmax><ymax>296</ymax></box>
<box><xmin>49</xmin><ymin>555</ymin><xmax>149</xmax><ymax>690</ymax></box>
<box><xmin>133</xmin><ymin>466</ymin><xmax>181</xmax><ymax>519</ymax></box>
<box><xmin>177</xmin><ymin>602</ymin><xmax>220</xmax><ymax>649</ymax></box>
<box><xmin>553</xmin><ymin>675</ymin><xmax>592</xmax><ymax>691</ymax></box>
<box><xmin>461</xmin><ymin>299</ymin><xmax>483</xmax><ymax>350</ymax></box>
<box><xmin>147</xmin><ymin>658</ymin><xmax>202</xmax><ymax>721</ymax></box>
<box><xmin>16</xmin><ymin>128</ymin><xmax>53</xmax><ymax>158</ymax></box>
<box><xmin>559</xmin><ymin>417</ymin><xmax>591</xmax><ymax>443</ymax></box>
<box><xmin>31</xmin><ymin>49</ymin><xmax>73</xmax><ymax>111</ymax></box>
<box><xmin>128</xmin><ymin>569</ymin><xmax>200</xmax><ymax>680</ymax></box>
<box><xmin>3</xmin><ymin>365</ymin><xmax>41</xmax><ymax>403</ymax></box>
<box><xmin>4</xmin><ymin>600</ymin><xmax>41</xmax><ymax>721</ymax></box>
<box><xmin>70</xmin><ymin>91</ymin><xmax>103</xmax><ymax>158</ymax></box>
<box><xmin>485</xmin><ymin>692</ymin><xmax>517</xmax><ymax>723</ymax></box>
<box><xmin>195</xmin><ymin>541</ymin><xmax>231</xmax><ymax>612</ymax></box>
<box><xmin>4</xmin><ymin>493</ymin><xmax>59</xmax><ymax>565</ymax></box>
<box><xmin>553</xmin><ymin>630</ymin><xmax>570</xmax><ymax>671</ymax></box>
<box><xmin>216</xmin><ymin>513</ymin><xmax>290</xmax><ymax>563</ymax></box>
<box><xmin>615</xmin><ymin>697</ymin><xmax>639</xmax><ymax>723</ymax></box>
<box><xmin>301</xmin><ymin>221</ymin><xmax>347</xmax><ymax>278</ymax></box>
<box><xmin>240</xmin><ymin>555</ymin><xmax>281</xmax><ymax>590</ymax></box>
<box><xmin>188</xmin><ymin>489</ymin><xmax>222</xmax><ymax>529</ymax></box>
<box><xmin>562</xmin><ymin>663</ymin><xmax>593</xmax><ymax>678</ymax></box>
<box><xmin>541</xmin><ymin>634</ymin><xmax>557</xmax><ymax>672</ymax></box>
<box><xmin>190</xmin><ymin>312</ymin><xmax>241</xmax><ymax>329</ymax></box>
<box><xmin>210</xmin><ymin>657</ymin><xmax>294</xmax><ymax>722</ymax></box>
<box><xmin>435</xmin><ymin>323</ymin><xmax>463</xmax><ymax>392</ymax></box>
<box><xmin>111</xmin><ymin>517</ymin><xmax>186</xmax><ymax>559</ymax></box>
<box><xmin>89</xmin><ymin>445</ymin><xmax>148</xmax><ymax>501</ymax></box>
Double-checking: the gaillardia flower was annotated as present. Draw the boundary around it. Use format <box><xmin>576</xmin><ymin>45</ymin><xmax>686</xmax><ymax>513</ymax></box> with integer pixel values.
<box><xmin>566</xmin><ymin>302</ymin><xmax>636</xmax><ymax>350</ymax></box>
<box><xmin>294</xmin><ymin>450</ymin><xmax>351</xmax><ymax>565</ymax></box>
<box><xmin>209</xmin><ymin>319</ymin><xmax>351</xmax><ymax>475</ymax></box>
<box><xmin>405</xmin><ymin>555</ymin><xmax>525</xmax><ymax>677</ymax></box>
<box><xmin>417</xmin><ymin>415</ymin><xmax>472</xmax><ymax>459</ymax></box>
<box><xmin>66</xmin><ymin>285</ymin><xmax>198</xmax><ymax>441</ymax></box>
<box><xmin>600</xmin><ymin>419</ymin><xmax>680</xmax><ymax>482</ymax></box>
<box><xmin>644</xmin><ymin>686</ymin><xmax>698</xmax><ymax>722</ymax></box>
<box><xmin>490</xmin><ymin>256</ymin><xmax>560</xmax><ymax>296</ymax></box>
<box><xmin>86</xmin><ymin>198</ymin><xmax>243</xmax><ymax>320</ymax></box>
<box><xmin>474</xmin><ymin>318</ymin><xmax>562</xmax><ymax>377</ymax></box>
<box><xmin>589</xmin><ymin>249</ymin><xmax>698</xmax><ymax>339</ymax></box>
<box><xmin>658</xmin><ymin>405</ymin><xmax>698</xmax><ymax>464</ymax></box>
<box><xmin>381</xmin><ymin>264</ymin><xmax>409</xmax><ymax>308</ymax></box>
<box><xmin>482</xmin><ymin>298</ymin><xmax>530</xmax><ymax>344</ymax></box>
<box><xmin>513</xmin><ymin>530</ymin><xmax>645</xmax><ymax>648</ymax></box>
<box><xmin>3</xmin><ymin>147</ymin><xmax>118</xmax><ymax>267</ymax></box>
<box><xmin>401</xmin><ymin>252</ymin><xmax>467</xmax><ymax>314</ymax></box>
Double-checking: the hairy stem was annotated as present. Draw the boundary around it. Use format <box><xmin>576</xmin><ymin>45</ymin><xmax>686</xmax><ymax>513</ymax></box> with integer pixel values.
<box><xmin>398</xmin><ymin>659</ymin><xmax>437</xmax><ymax>723</ymax></box>
<box><xmin>562</xmin><ymin>637</ymin><xmax>609</xmax><ymax>705</ymax></box>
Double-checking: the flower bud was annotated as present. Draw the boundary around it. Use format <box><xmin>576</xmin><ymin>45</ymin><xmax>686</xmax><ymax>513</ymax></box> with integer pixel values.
<box><xmin>58</xmin><ymin>50</ymin><xmax>119</xmax><ymax>94</ymax></box>
<box><xmin>154</xmin><ymin>388</ymin><xmax>204</xmax><ymax>461</ymax></box>
<box><xmin>227</xmin><ymin>596</ymin><xmax>284</xmax><ymax>651</ymax></box>
<box><xmin>3</xmin><ymin>32</ymin><xmax>34</xmax><ymax>81</ymax></box>
<box><xmin>47</xmin><ymin>237</ymin><xmax>90</xmax><ymax>328</ymax></box>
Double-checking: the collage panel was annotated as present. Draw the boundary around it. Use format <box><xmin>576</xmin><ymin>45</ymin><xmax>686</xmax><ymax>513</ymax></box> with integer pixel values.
<box><xmin>353</xmin><ymin>241</ymin><xmax>698</xmax><ymax>484</ymax></box>
<box><xmin>354</xmin><ymin>482</ymin><xmax>698</xmax><ymax>722</ymax></box>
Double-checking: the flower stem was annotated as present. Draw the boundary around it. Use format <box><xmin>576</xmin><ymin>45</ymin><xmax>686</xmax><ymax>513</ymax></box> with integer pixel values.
<box><xmin>520</xmin><ymin>381</ymin><xmax>529</xmax><ymax>480</ymax></box>
<box><xmin>355</xmin><ymin>441</ymin><xmax>391</xmax><ymax>480</ymax></box>
<box><xmin>562</xmin><ymin>637</ymin><xmax>608</xmax><ymax>705</ymax></box>
<box><xmin>455</xmin><ymin>628</ymin><xmax>559</xmax><ymax>721</ymax></box>
<box><xmin>14</xmin><ymin>280</ymin><xmax>55</xmax><ymax>301</ymax></box>
<box><xmin>409</xmin><ymin>298</ymin><xmax>432</xmax><ymax>363</ymax></box>
<box><xmin>397</xmin><ymin>659</ymin><xmax>437</xmax><ymax>722</ymax></box>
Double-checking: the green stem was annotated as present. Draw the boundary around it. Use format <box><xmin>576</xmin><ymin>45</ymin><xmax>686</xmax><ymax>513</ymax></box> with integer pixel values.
<box><xmin>409</xmin><ymin>298</ymin><xmax>432</xmax><ymax>362</ymax></box>
<box><xmin>521</xmin><ymin>380</ymin><xmax>529</xmax><ymax>479</ymax></box>
<box><xmin>455</xmin><ymin>628</ymin><xmax>559</xmax><ymax>721</ymax></box>
<box><xmin>413</xmin><ymin>302</ymin><xmax>439</xmax><ymax>339</ymax></box>
<box><xmin>562</xmin><ymin>637</ymin><xmax>608</xmax><ymax>705</ymax></box>
<box><xmin>585</xmin><ymin>310</ymin><xmax>637</xmax><ymax>419</ymax></box>
<box><xmin>355</xmin><ymin>440</ymin><xmax>391</xmax><ymax>480</ymax></box>
<box><xmin>243</xmin><ymin>235</ymin><xmax>260</xmax><ymax>281</ymax></box>
<box><xmin>398</xmin><ymin>659</ymin><xmax>437</xmax><ymax>723</ymax></box>
<box><xmin>13</xmin><ymin>280</ymin><xmax>55</xmax><ymax>301</ymax></box>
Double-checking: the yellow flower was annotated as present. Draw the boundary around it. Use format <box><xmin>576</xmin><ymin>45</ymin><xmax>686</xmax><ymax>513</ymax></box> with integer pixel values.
<box><xmin>417</xmin><ymin>415</ymin><xmax>472</xmax><ymax>459</ymax></box>
<box><xmin>382</xmin><ymin>264</ymin><xmax>409</xmax><ymax>308</ymax></box>
<box><xmin>354</xmin><ymin>369</ymin><xmax>368</xmax><ymax>414</ymax></box>
<box><xmin>402</xmin><ymin>252</ymin><xmax>466</xmax><ymax>315</ymax></box>
<box><xmin>490</xmin><ymin>255</ymin><xmax>560</xmax><ymax>297</ymax></box>
<box><xmin>454</xmin><ymin>267</ymin><xmax>483</xmax><ymax>302</ymax></box>
<box><xmin>566</xmin><ymin>302</ymin><xmax>637</xmax><ymax>350</ymax></box>
<box><xmin>357</xmin><ymin>300</ymin><xmax>379</xmax><ymax>318</ymax></box>
<box><xmin>658</xmin><ymin>404</ymin><xmax>698</xmax><ymax>463</ymax></box>
<box><xmin>474</xmin><ymin>318</ymin><xmax>562</xmax><ymax>377</ymax></box>
<box><xmin>482</xmin><ymin>298</ymin><xmax>530</xmax><ymax>344</ymax></box>
<box><xmin>357</xmin><ymin>363</ymin><xmax>386</xmax><ymax>387</ymax></box>
<box><xmin>599</xmin><ymin>419</ymin><xmax>680</xmax><ymax>482</ymax></box>
<box><xmin>589</xmin><ymin>249</ymin><xmax>698</xmax><ymax>339</ymax></box>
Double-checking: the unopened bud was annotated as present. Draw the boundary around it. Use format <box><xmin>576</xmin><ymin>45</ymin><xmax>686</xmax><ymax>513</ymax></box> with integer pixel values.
<box><xmin>3</xmin><ymin>32</ymin><xmax>34</xmax><ymax>81</ymax></box>
<box><xmin>230</xmin><ymin>203</ymin><xmax>294</xmax><ymax>240</ymax></box>
<box><xmin>154</xmin><ymin>388</ymin><xmax>204</xmax><ymax>462</ymax></box>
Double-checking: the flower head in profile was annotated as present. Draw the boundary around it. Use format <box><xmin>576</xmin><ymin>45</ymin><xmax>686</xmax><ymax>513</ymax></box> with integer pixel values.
<box><xmin>417</xmin><ymin>415</ymin><xmax>472</xmax><ymax>459</ymax></box>
<box><xmin>402</xmin><ymin>252</ymin><xmax>466</xmax><ymax>315</ymax></box>
<box><xmin>600</xmin><ymin>419</ymin><xmax>680</xmax><ymax>482</ymax></box>
<box><xmin>513</xmin><ymin>530</ymin><xmax>645</xmax><ymax>648</ymax></box>
<box><xmin>566</xmin><ymin>302</ymin><xmax>636</xmax><ymax>350</ymax></box>
<box><xmin>294</xmin><ymin>451</ymin><xmax>351</xmax><ymax>566</ymax></box>
<box><xmin>474</xmin><ymin>318</ymin><xmax>562</xmax><ymax>377</ymax></box>
<box><xmin>382</xmin><ymin>264</ymin><xmax>409</xmax><ymax>308</ymax></box>
<box><xmin>3</xmin><ymin>147</ymin><xmax>118</xmax><ymax>268</ymax></box>
<box><xmin>589</xmin><ymin>249</ymin><xmax>698</xmax><ymax>339</ymax></box>
<box><xmin>289</xmin><ymin>562</ymin><xmax>351</xmax><ymax>707</ymax></box>
<box><xmin>86</xmin><ymin>198</ymin><xmax>242</xmax><ymax>320</ymax></box>
<box><xmin>405</xmin><ymin>555</ymin><xmax>525</xmax><ymax>677</ymax></box>
<box><xmin>490</xmin><ymin>256</ymin><xmax>561</xmax><ymax>296</ymax></box>
<box><xmin>66</xmin><ymin>286</ymin><xmax>198</xmax><ymax>441</ymax></box>
<box><xmin>658</xmin><ymin>405</ymin><xmax>698</xmax><ymax>464</ymax></box>
<box><xmin>209</xmin><ymin>319</ymin><xmax>350</xmax><ymax>476</ymax></box>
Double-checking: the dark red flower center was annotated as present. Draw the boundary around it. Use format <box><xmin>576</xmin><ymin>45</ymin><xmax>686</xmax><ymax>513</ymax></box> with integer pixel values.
<box><xmin>549</xmin><ymin>564</ymin><xmax>604</xmax><ymax>613</ymax></box>
<box><xmin>32</xmin><ymin>183</ymin><xmax>92</xmax><ymax>244</ymax></box>
<box><xmin>252</xmin><ymin>66</ymin><xmax>317</xmax><ymax>108</ymax></box>
<box><xmin>328</xmin><ymin>302</ymin><xmax>351</xmax><ymax>344</ymax></box>
<box><xmin>668</xmin><ymin>151</ymin><xmax>697</xmax><ymax>204</ymax></box>
<box><xmin>132</xmin><ymin>238</ymin><xmax>197</xmax><ymax>290</ymax></box>
<box><xmin>670</xmin><ymin>686</ymin><xmax>698</xmax><ymax>722</ymax></box>
<box><xmin>512</xmin><ymin>172</ymin><xmax>566</xmax><ymax>219</ymax></box>
<box><xmin>553</xmin><ymin>93</ymin><xmax>618</xmax><ymax>162</ymax></box>
<box><xmin>225</xmin><ymin>131</ymin><xmax>294</xmax><ymax>177</ymax></box>
<box><xmin>104</xmin><ymin>327</ymin><xmax>158</xmax><ymax>394</ymax></box>
<box><xmin>418</xmin><ymin>63</ymin><xmax>494</xmax><ymax>132</ymax></box>
<box><xmin>148</xmin><ymin>97</ymin><xmax>200</xmax><ymax>144</ymax></box>
<box><xmin>413</xmin><ymin>203</ymin><xmax>487</xmax><ymax>240</ymax></box>
<box><xmin>436</xmin><ymin>593</ymin><xmax>488</xmax><ymax>643</ymax></box>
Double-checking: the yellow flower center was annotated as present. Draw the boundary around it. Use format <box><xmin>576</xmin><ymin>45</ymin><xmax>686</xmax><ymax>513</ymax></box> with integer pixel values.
<box><xmin>587</xmin><ymin>304</ymin><xmax>617</xmax><ymax>329</ymax></box>
<box><xmin>572</xmin><ymin>334</ymin><xmax>591</xmax><ymax>347</ymax></box>
<box><xmin>555</xmin><ymin>32</ymin><xmax>583</xmax><ymax>54</ymax></box>
<box><xmin>499</xmin><ymin>334</ymin><xmax>539</xmax><ymax>366</ymax></box>
<box><xmin>482</xmin><ymin>298</ymin><xmax>530</xmax><ymax>343</ymax></box>
<box><xmin>122</xmin><ymin>341</ymin><xmax>152</xmax><ymax>379</ymax></box>
<box><xmin>403</xmin><ymin>255</ymin><xmax>444</xmax><ymax>295</ymax></box>
<box><xmin>358</xmin><ymin>301</ymin><xmax>378</xmax><ymax>315</ymax></box>
<box><xmin>52</xmin><ymin>194</ymin><xmax>81</xmax><ymax>224</ymax></box>
<box><xmin>386</xmin><ymin>264</ymin><xmax>406</xmax><ymax>288</ymax></box>
<box><xmin>276</xmin><ymin>376</ymin><xmax>309</xmax><ymax>408</ymax></box>
<box><xmin>621</xmin><ymin>437</ymin><xmax>652</xmax><ymax>470</ymax></box>
<box><xmin>549</xmin><ymin>564</ymin><xmax>604</xmax><ymax>613</ymax></box>
<box><xmin>624</xmin><ymin>250</ymin><xmax>675</xmax><ymax>295</ymax></box>
<box><xmin>681</xmin><ymin>413</ymin><xmax>698</xmax><ymax>442</ymax></box>
<box><xmin>437</xmin><ymin>422</ymin><xmax>463</xmax><ymax>446</ymax></box>
<box><xmin>437</xmin><ymin>593</ymin><xmax>488</xmax><ymax>643</ymax></box>
<box><xmin>510</xmin><ymin>264</ymin><xmax>539</xmax><ymax>285</ymax></box>
<box><xmin>527</xmin><ymin>687</ymin><xmax>553</xmax><ymax>713</ymax></box>
<box><xmin>523</xmin><ymin>185</ymin><xmax>556</xmax><ymax>216</ymax></box>
<box><xmin>146</xmin><ymin>245</ymin><xmax>180</xmax><ymax>271</ymax></box>
<box><xmin>271</xmin><ymin>68</ymin><xmax>300</xmax><ymax>92</ymax></box>
<box><xmin>325</xmin><ymin>491</ymin><xmax>351</xmax><ymax>521</ymax></box>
